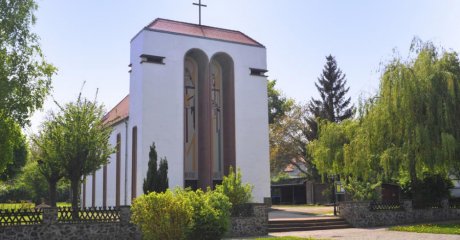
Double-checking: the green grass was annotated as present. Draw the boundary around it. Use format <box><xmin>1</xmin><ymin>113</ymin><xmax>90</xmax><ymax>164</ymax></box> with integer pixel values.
<box><xmin>390</xmin><ymin>223</ymin><xmax>460</xmax><ymax>235</ymax></box>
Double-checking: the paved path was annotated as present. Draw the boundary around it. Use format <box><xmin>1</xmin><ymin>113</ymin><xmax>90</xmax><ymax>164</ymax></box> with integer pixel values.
<box><xmin>269</xmin><ymin>227</ymin><xmax>460</xmax><ymax>240</ymax></box>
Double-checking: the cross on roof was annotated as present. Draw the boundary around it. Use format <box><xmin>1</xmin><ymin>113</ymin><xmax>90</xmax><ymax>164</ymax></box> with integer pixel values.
<box><xmin>193</xmin><ymin>0</ymin><xmax>207</xmax><ymax>25</ymax></box>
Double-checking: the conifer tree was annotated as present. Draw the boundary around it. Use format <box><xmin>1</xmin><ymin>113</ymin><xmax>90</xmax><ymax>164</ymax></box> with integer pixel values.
<box><xmin>143</xmin><ymin>143</ymin><xmax>158</xmax><ymax>194</ymax></box>
<box><xmin>306</xmin><ymin>55</ymin><xmax>354</xmax><ymax>141</ymax></box>
<box><xmin>143</xmin><ymin>143</ymin><xmax>169</xmax><ymax>193</ymax></box>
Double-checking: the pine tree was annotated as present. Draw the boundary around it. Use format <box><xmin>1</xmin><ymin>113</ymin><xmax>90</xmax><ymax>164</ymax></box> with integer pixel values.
<box><xmin>306</xmin><ymin>55</ymin><xmax>354</xmax><ymax>141</ymax></box>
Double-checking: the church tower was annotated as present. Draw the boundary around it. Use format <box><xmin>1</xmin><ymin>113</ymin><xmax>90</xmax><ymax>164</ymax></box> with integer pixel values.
<box><xmin>130</xmin><ymin>18</ymin><xmax>270</xmax><ymax>202</ymax></box>
<box><xmin>83</xmin><ymin>18</ymin><xmax>270</xmax><ymax>206</ymax></box>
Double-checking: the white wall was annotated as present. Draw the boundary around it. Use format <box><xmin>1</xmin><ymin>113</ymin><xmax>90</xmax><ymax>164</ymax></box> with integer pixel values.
<box><xmin>130</xmin><ymin>29</ymin><xmax>270</xmax><ymax>203</ymax></box>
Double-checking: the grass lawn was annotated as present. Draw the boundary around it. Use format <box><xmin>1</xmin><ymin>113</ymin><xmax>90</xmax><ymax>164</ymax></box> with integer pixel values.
<box><xmin>390</xmin><ymin>223</ymin><xmax>460</xmax><ymax>235</ymax></box>
<box><xmin>0</xmin><ymin>202</ymin><xmax>71</xmax><ymax>209</ymax></box>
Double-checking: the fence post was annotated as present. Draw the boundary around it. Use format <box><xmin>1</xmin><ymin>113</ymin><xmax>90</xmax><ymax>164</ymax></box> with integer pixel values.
<box><xmin>403</xmin><ymin>200</ymin><xmax>412</xmax><ymax>212</ymax></box>
<box><xmin>42</xmin><ymin>207</ymin><xmax>58</xmax><ymax>225</ymax></box>
<box><xmin>119</xmin><ymin>206</ymin><xmax>131</xmax><ymax>225</ymax></box>
<box><xmin>441</xmin><ymin>198</ymin><xmax>449</xmax><ymax>209</ymax></box>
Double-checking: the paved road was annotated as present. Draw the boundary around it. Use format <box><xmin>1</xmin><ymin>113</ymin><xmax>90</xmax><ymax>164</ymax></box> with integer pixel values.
<box><xmin>270</xmin><ymin>227</ymin><xmax>460</xmax><ymax>240</ymax></box>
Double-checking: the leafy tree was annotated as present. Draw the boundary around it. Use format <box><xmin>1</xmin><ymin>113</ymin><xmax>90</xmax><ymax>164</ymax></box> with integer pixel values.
<box><xmin>143</xmin><ymin>142</ymin><xmax>169</xmax><ymax>193</ymax></box>
<box><xmin>309</xmin><ymin>40</ymin><xmax>460</xmax><ymax>200</ymax></box>
<box><xmin>50</xmin><ymin>93</ymin><xmax>113</xmax><ymax>208</ymax></box>
<box><xmin>0</xmin><ymin>0</ymin><xmax>56</xmax><ymax>177</ymax></box>
<box><xmin>0</xmin><ymin>0</ymin><xmax>56</xmax><ymax>127</ymax></box>
<box><xmin>0</xmin><ymin>131</ymin><xmax>27</xmax><ymax>181</ymax></box>
<box><xmin>269</xmin><ymin>103</ymin><xmax>312</xmax><ymax>176</ymax></box>
<box><xmin>30</xmin><ymin>118</ymin><xmax>66</xmax><ymax>206</ymax></box>
<box><xmin>0</xmin><ymin>113</ymin><xmax>23</xmax><ymax>174</ymax></box>
<box><xmin>306</xmin><ymin>55</ymin><xmax>354</xmax><ymax>141</ymax></box>
<box><xmin>267</xmin><ymin>80</ymin><xmax>293</xmax><ymax>124</ymax></box>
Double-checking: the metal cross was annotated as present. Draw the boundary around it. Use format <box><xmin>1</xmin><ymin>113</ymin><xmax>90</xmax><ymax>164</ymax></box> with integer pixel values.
<box><xmin>193</xmin><ymin>0</ymin><xmax>207</xmax><ymax>25</ymax></box>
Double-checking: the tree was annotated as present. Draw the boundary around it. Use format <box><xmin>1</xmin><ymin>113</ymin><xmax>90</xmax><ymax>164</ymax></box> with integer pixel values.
<box><xmin>306</xmin><ymin>55</ymin><xmax>354</xmax><ymax>141</ymax></box>
<box><xmin>270</xmin><ymin>103</ymin><xmax>312</xmax><ymax>176</ymax></box>
<box><xmin>0</xmin><ymin>0</ymin><xmax>56</xmax><ymax>176</ymax></box>
<box><xmin>51</xmin><ymin>93</ymin><xmax>113</xmax><ymax>208</ymax></box>
<box><xmin>0</xmin><ymin>0</ymin><xmax>56</xmax><ymax>127</ymax></box>
<box><xmin>143</xmin><ymin>142</ymin><xmax>169</xmax><ymax>194</ymax></box>
<box><xmin>267</xmin><ymin>80</ymin><xmax>293</xmax><ymax>124</ymax></box>
<box><xmin>309</xmin><ymin>40</ymin><xmax>460</xmax><ymax>200</ymax></box>
<box><xmin>0</xmin><ymin>137</ymin><xmax>28</xmax><ymax>181</ymax></box>
<box><xmin>31</xmin><ymin>118</ymin><xmax>66</xmax><ymax>207</ymax></box>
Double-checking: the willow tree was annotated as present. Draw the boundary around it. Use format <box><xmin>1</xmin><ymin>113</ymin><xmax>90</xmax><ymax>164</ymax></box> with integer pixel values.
<box><xmin>309</xmin><ymin>40</ymin><xmax>460</xmax><ymax>199</ymax></box>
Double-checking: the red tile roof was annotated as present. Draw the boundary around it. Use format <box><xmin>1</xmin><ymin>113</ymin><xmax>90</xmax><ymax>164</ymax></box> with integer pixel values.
<box><xmin>146</xmin><ymin>18</ymin><xmax>264</xmax><ymax>47</ymax></box>
<box><xmin>103</xmin><ymin>95</ymin><xmax>129</xmax><ymax>126</ymax></box>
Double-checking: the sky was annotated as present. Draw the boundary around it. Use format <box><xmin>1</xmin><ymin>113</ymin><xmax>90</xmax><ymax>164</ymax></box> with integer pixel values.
<box><xmin>27</xmin><ymin>0</ymin><xmax>460</xmax><ymax>134</ymax></box>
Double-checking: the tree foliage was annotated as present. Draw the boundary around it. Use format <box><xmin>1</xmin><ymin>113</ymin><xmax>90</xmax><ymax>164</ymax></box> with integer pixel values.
<box><xmin>50</xmin><ymin>93</ymin><xmax>113</xmax><ymax>208</ymax></box>
<box><xmin>306</xmin><ymin>55</ymin><xmax>354</xmax><ymax>141</ymax></box>
<box><xmin>0</xmin><ymin>0</ymin><xmax>56</xmax><ymax>126</ymax></box>
<box><xmin>267</xmin><ymin>79</ymin><xmax>293</xmax><ymax>124</ymax></box>
<box><xmin>309</xmin><ymin>40</ymin><xmax>460</xmax><ymax>199</ymax></box>
<box><xmin>30</xmin><ymin>117</ymin><xmax>67</xmax><ymax>206</ymax></box>
<box><xmin>215</xmin><ymin>166</ymin><xmax>252</xmax><ymax>206</ymax></box>
<box><xmin>0</xmin><ymin>115</ymin><xmax>24</xmax><ymax>176</ymax></box>
<box><xmin>269</xmin><ymin>103</ymin><xmax>314</xmax><ymax>177</ymax></box>
<box><xmin>143</xmin><ymin>142</ymin><xmax>169</xmax><ymax>194</ymax></box>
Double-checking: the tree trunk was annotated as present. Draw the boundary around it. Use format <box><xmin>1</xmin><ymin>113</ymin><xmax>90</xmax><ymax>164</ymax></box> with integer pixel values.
<box><xmin>409</xmin><ymin>152</ymin><xmax>418</xmax><ymax>201</ymax></box>
<box><xmin>48</xmin><ymin>180</ymin><xmax>58</xmax><ymax>207</ymax></box>
<box><xmin>70</xmin><ymin>178</ymin><xmax>80</xmax><ymax>220</ymax></box>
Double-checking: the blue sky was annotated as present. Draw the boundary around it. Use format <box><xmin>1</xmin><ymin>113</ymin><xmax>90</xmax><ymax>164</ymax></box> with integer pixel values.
<box><xmin>27</xmin><ymin>0</ymin><xmax>460</xmax><ymax>134</ymax></box>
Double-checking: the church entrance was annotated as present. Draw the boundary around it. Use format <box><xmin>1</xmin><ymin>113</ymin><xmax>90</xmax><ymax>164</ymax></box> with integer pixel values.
<box><xmin>184</xmin><ymin>50</ymin><xmax>235</xmax><ymax>190</ymax></box>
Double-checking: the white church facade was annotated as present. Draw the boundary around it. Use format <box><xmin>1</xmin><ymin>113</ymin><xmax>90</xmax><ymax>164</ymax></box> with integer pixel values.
<box><xmin>82</xmin><ymin>18</ymin><xmax>270</xmax><ymax>206</ymax></box>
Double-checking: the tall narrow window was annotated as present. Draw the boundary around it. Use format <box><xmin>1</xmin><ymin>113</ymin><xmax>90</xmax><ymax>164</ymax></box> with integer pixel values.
<box><xmin>184</xmin><ymin>57</ymin><xmax>199</xmax><ymax>181</ymax></box>
<box><xmin>131</xmin><ymin>127</ymin><xmax>138</xmax><ymax>200</ymax></box>
<box><xmin>92</xmin><ymin>172</ymin><xmax>96</xmax><ymax>207</ymax></box>
<box><xmin>103</xmin><ymin>165</ymin><xmax>107</xmax><ymax>207</ymax></box>
<box><xmin>211</xmin><ymin>60</ymin><xmax>223</xmax><ymax>180</ymax></box>
<box><xmin>116</xmin><ymin>133</ymin><xmax>121</xmax><ymax>206</ymax></box>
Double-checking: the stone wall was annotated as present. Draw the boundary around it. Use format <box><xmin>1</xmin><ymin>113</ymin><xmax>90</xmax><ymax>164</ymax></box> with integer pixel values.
<box><xmin>226</xmin><ymin>203</ymin><xmax>268</xmax><ymax>238</ymax></box>
<box><xmin>340</xmin><ymin>200</ymin><xmax>460</xmax><ymax>227</ymax></box>
<box><xmin>0</xmin><ymin>206</ymin><xmax>140</xmax><ymax>240</ymax></box>
<box><xmin>0</xmin><ymin>204</ymin><xmax>268</xmax><ymax>239</ymax></box>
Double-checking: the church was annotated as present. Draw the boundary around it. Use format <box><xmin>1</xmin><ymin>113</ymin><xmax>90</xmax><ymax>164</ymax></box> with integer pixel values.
<box><xmin>82</xmin><ymin>18</ymin><xmax>270</xmax><ymax>207</ymax></box>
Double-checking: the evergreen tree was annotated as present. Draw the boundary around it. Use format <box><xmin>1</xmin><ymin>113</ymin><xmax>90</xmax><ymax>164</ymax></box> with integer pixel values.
<box><xmin>143</xmin><ymin>143</ymin><xmax>158</xmax><ymax>194</ymax></box>
<box><xmin>157</xmin><ymin>158</ymin><xmax>169</xmax><ymax>192</ymax></box>
<box><xmin>306</xmin><ymin>55</ymin><xmax>354</xmax><ymax>141</ymax></box>
<box><xmin>143</xmin><ymin>143</ymin><xmax>169</xmax><ymax>193</ymax></box>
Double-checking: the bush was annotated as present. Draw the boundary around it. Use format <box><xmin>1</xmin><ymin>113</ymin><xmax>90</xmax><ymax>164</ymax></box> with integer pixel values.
<box><xmin>132</xmin><ymin>188</ymin><xmax>232</xmax><ymax>240</ymax></box>
<box><xmin>131</xmin><ymin>189</ymin><xmax>193</xmax><ymax>240</ymax></box>
<box><xmin>400</xmin><ymin>173</ymin><xmax>453</xmax><ymax>202</ymax></box>
<box><xmin>215</xmin><ymin>166</ymin><xmax>253</xmax><ymax>206</ymax></box>
<box><xmin>343</xmin><ymin>178</ymin><xmax>381</xmax><ymax>201</ymax></box>
<box><xmin>183</xmin><ymin>189</ymin><xmax>231</xmax><ymax>240</ymax></box>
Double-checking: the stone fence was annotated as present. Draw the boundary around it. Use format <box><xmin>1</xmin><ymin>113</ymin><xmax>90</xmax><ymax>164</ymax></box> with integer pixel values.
<box><xmin>0</xmin><ymin>206</ymin><xmax>140</xmax><ymax>240</ymax></box>
<box><xmin>0</xmin><ymin>203</ymin><xmax>268</xmax><ymax>239</ymax></box>
<box><xmin>339</xmin><ymin>199</ymin><xmax>460</xmax><ymax>227</ymax></box>
<box><xmin>227</xmin><ymin>203</ymin><xmax>268</xmax><ymax>238</ymax></box>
